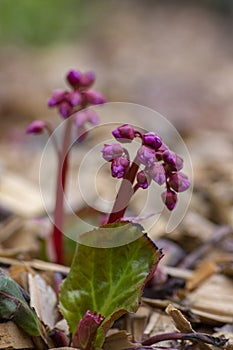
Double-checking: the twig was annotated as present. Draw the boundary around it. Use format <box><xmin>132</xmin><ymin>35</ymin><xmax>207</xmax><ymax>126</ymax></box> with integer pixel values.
<box><xmin>178</xmin><ymin>225</ymin><xmax>232</xmax><ymax>269</ymax></box>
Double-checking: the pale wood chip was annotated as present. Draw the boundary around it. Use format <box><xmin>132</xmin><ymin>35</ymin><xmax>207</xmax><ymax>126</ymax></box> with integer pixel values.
<box><xmin>143</xmin><ymin>312</ymin><xmax>161</xmax><ymax>336</ymax></box>
<box><xmin>187</xmin><ymin>274</ymin><xmax>233</xmax><ymax>323</ymax></box>
<box><xmin>0</xmin><ymin>171</ymin><xmax>44</xmax><ymax>217</ymax></box>
<box><xmin>28</xmin><ymin>273</ymin><xmax>57</xmax><ymax>329</ymax></box>
<box><xmin>54</xmin><ymin>319</ymin><xmax>70</xmax><ymax>336</ymax></box>
<box><xmin>166</xmin><ymin>303</ymin><xmax>194</xmax><ymax>333</ymax></box>
<box><xmin>165</xmin><ymin>304</ymin><xmax>211</xmax><ymax>350</ymax></box>
<box><xmin>8</xmin><ymin>264</ymin><xmax>34</xmax><ymax>290</ymax></box>
<box><xmin>163</xmin><ymin>266</ymin><xmax>193</xmax><ymax>280</ymax></box>
<box><xmin>0</xmin><ymin>215</ymin><xmax>23</xmax><ymax>243</ymax></box>
<box><xmin>0</xmin><ymin>257</ymin><xmax>69</xmax><ymax>274</ymax></box>
<box><xmin>127</xmin><ymin>306</ymin><xmax>150</xmax><ymax>341</ymax></box>
<box><xmin>186</xmin><ymin>260</ymin><xmax>219</xmax><ymax>291</ymax></box>
<box><xmin>0</xmin><ymin>321</ymin><xmax>33</xmax><ymax>349</ymax></box>
<box><xmin>103</xmin><ymin>330</ymin><xmax>139</xmax><ymax>350</ymax></box>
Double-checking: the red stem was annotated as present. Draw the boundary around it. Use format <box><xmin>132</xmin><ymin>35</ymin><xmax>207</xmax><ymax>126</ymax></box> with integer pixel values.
<box><xmin>141</xmin><ymin>331</ymin><xmax>227</xmax><ymax>347</ymax></box>
<box><xmin>107</xmin><ymin>158</ymin><xmax>139</xmax><ymax>224</ymax></box>
<box><xmin>52</xmin><ymin>118</ymin><xmax>72</xmax><ymax>264</ymax></box>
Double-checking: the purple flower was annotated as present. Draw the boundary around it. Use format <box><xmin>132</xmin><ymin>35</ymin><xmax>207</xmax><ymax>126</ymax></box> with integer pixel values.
<box><xmin>137</xmin><ymin>145</ymin><xmax>156</xmax><ymax>167</ymax></box>
<box><xmin>48</xmin><ymin>89</ymin><xmax>66</xmax><ymax>107</ymax></box>
<box><xmin>58</xmin><ymin>101</ymin><xmax>74</xmax><ymax>118</ymax></box>
<box><xmin>79</xmin><ymin>71</ymin><xmax>96</xmax><ymax>88</ymax></box>
<box><xmin>142</xmin><ymin>132</ymin><xmax>162</xmax><ymax>150</ymax></box>
<box><xmin>72</xmin><ymin>310</ymin><xmax>104</xmax><ymax>349</ymax></box>
<box><xmin>112</xmin><ymin>124</ymin><xmax>135</xmax><ymax>143</ymax></box>
<box><xmin>66</xmin><ymin>70</ymin><xmax>82</xmax><ymax>88</ymax></box>
<box><xmin>168</xmin><ymin>172</ymin><xmax>190</xmax><ymax>192</ymax></box>
<box><xmin>137</xmin><ymin>170</ymin><xmax>150</xmax><ymax>189</ymax></box>
<box><xmin>155</xmin><ymin>143</ymin><xmax>169</xmax><ymax>161</ymax></box>
<box><xmin>148</xmin><ymin>162</ymin><xmax>166</xmax><ymax>185</ymax></box>
<box><xmin>111</xmin><ymin>157</ymin><xmax>130</xmax><ymax>178</ymax></box>
<box><xmin>26</xmin><ymin>120</ymin><xmax>46</xmax><ymax>134</ymax></box>
<box><xmin>83</xmin><ymin>90</ymin><xmax>107</xmax><ymax>105</ymax></box>
<box><xmin>48</xmin><ymin>69</ymin><xmax>106</xmax><ymax>118</ymax></box>
<box><xmin>161</xmin><ymin>189</ymin><xmax>178</xmax><ymax>211</ymax></box>
<box><xmin>48</xmin><ymin>90</ymin><xmax>81</xmax><ymax>118</ymax></box>
<box><xmin>75</xmin><ymin>109</ymin><xmax>99</xmax><ymax>127</ymax></box>
<box><xmin>68</xmin><ymin>91</ymin><xmax>82</xmax><ymax>106</ymax></box>
<box><xmin>162</xmin><ymin>150</ymin><xmax>183</xmax><ymax>171</ymax></box>
<box><xmin>101</xmin><ymin>143</ymin><xmax>124</xmax><ymax>162</ymax></box>
<box><xmin>75</xmin><ymin>110</ymin><xmax>100</xmax><ymax>142</ymax></box>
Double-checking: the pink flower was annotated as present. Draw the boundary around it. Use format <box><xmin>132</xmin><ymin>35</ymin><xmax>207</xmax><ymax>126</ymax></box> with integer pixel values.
<box><xmin>66</xmin><ymin>70</ymin><xmax>96</xmax><ymax>89</ymax></box>
<box><xmin>137</xmin><ymin>145</ymin><xmax>155</xmax><ymax>167</ymax></box>
<box><xmin>83</xmin><ymin>90</ymin><xmax>106</xmax><ymax>105</ymax></box>
<box><xmin>161</xmin><ymin>189</ymin><xmax>178</xmax><ymax>211</ymax></box>
<box><xmin>148</xmin><ymin>162</ymin><xmax>166</xmax><ymax>185</ymax></box>
<box><xmin>26</xmin><ymin>120</ymin><xmax>46</xmax><ymax>134</ymax></box>
<box><xmin>66</xmin><ymin>70</ymin><xmax>82</xmax><ymax>88</ymax></box>
<box><xmin>48</xmin><ymin>90</ymin><xmax>82</xmax><ymax>118</ymax></box>
<box><xmin>79</xmin><ymin>71</ymin><xmax>96</xmax><ymax>88</ymax></box>
<box><xmin>48</xmin><ymin>70</ymin><xmax>106</xmax><ymax>118</ymax></box>
<box><xmin>142</xmin><ymin>132</ymin><xmax>162</xmax><ymax>150</ymax></box>
<box><xmin>112</xmin><ymin>124</ymin><xmax>135</xmax><ymax>143</ymax></box>
<box><xmin>101</xmin><ymin>144</ymin><xmax>124</xmax><ymax>162</ymax></box>
<box><xmin>162</xmin><ymin>150</ymin><xmax>183</xmax><ymax>171</ymax></box>
<box><xmin>75</xmin><ymin>110</ymin><xmax>100</xmax><ymax>141</ymax></box>
<box><xmin>168</xmin><ymin>172</ymin><xmax>190</xmax><ymax>192</ymax></box>
<box><xmin>75</xmin><ymin>109</ymin><xmax>99</xmax><ymax>127</ymax></box>
<box><xmin>111</xmin><ymin>157</ymin><xmax>130</xmax><ymax>178</ymax></box>
<box><xmin>137</xmin><ymin>170</ymin><xmax>150</xmax><ymax>189</ymax></box>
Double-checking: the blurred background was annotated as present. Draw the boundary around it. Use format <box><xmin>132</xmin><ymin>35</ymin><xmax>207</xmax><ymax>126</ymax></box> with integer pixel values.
<box><xmin>1</xmin><ymin>0</ymin><xmax>233</xmax><ymax>136</ymax></box>
<box><xmin>0</xmin><ymin>0</ymin><xmax>232</xmax><ymax>231</ymax></box>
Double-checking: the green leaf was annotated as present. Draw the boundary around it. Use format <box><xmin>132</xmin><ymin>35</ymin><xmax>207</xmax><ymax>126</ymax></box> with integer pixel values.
<box><xmin>0</xmin><ymin>269</ymin><xmax>41</xmax><ymax>336</ymax></box>
<box><xmin>59</xmin><ymin>222</ymin><xmax>162</xmax><ymax>349</ymax></box>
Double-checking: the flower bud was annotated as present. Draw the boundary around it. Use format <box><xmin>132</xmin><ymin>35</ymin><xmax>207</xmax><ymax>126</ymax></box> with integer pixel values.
<box><xmin>101</xmin><ymin>143</ymin><xmax>124</xmax><ymax>161</ymax></box>
<box><xmin>137</xmin><ymin>170</ymin><xmax>150</xmax><ymax>189</ymax></box>
<box><xmin>161</xmin><ymin>189</ymin><xmax>178</xmax><ymax>211</ymax></box>
<box><xmin>137</xmin><ymin>145</ymin><xmax>155</xmax><ymax>167</ymax></box>
<box><xmin>79</xmin><ymin>71</ymin><xmax>96</xmax><ymax>88</ymax></box>
<box><xmin>142</xmin><ymin>132</ymin><xmax>162</xmax><ymax>150</ymax></box>
<box><xmin>58</xmin><ymin>101</ymin><xmax>73</xmax><ymax>118</ymax></box>
<box><xmin>75</xmin><ymin>109</ymin><xmax>100</xmax><ymax>129</ymax></box>
<box><xmin>66</xmin><ymin>70</ymin><xmax>82</xmax><ymax>88</ymax></box>
<box><xmin>48</xmin><ymin>89</ymin><xmax>65</xmax><ymax>107</ymax></box>
<box><xmin>111</xmin><ymin>157</ymin><xmax>130</xmax><ymax>178</ymax></box>
<box><xmin>86</xmin><ymin>109</ymin><xmax>99</xmax><ymax>125</ymax></box>
<box><xmin>26</xmin><ymin>120</ymin><xmax>46</xmax><ymax>134</ymax></box>
<box><xmin>148</xmin><ymin>162</ymin><xmax>166</xmax><ymax>185</ymax></box>
<box><xmin>112</xmin><ymin>124</ymin><xmax>135</xmax><ymax>143</ymax></box>
<box><xmin>84</xmin><ymin>90</ymin><xmax>106</xmax><ymax>105</ymax></box>
<box><xmin>68</xmin><ymin>91</ymin><xmax>82</xmax><ymax>106</ymax></box>
<box><xmin>168</xmin><ymin>172</ymin><xmax>190</xmax><ymax>192</ymax></box>
<box><xmin>162</xmin><ymin>150</ymin><xmax>183</xmax><ymax>171</ymax></box>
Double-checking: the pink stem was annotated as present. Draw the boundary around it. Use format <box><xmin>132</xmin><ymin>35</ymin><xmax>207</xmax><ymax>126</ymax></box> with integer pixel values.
<box><xmin>107</xmin><ymin>158</ymin><xmax>139</xmax><ymax>224</ymax></box>
<box><xmin>44</xmin><ymin>122</ymin><xmax>61</xmax><ymax>157</ymax></box>
<box><xmin>52</xmin><ymin>118</ymin><xmax>72</xmax><ymax>264</ymax></box>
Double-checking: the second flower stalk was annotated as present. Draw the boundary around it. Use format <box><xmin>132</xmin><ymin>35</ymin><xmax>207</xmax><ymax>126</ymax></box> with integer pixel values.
<box><xmin>102</xmin><ymin>124</ymin><xmax>190</xmax><ymax>224</ymax></box>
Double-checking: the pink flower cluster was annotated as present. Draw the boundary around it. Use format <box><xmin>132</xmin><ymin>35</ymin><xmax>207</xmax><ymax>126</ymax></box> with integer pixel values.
<box><xmin>26</xmin><ymin>69</ymin><xmax>106</xmax><ymax>137</ymax></box>
<box><xmin>48</xmin><ymin>70</ymin><xmax>106</xmax><ymax>118</ymax></box>
<box><xmin>102</xmin><ymin>124</ymin><xmax>190</xmax><ymax>211</ymax></box>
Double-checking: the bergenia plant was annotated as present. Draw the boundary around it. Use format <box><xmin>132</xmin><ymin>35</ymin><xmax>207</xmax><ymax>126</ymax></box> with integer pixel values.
<box><xmin>24</xmin><ymin>69</ymin><xmax>193</xmax><ymax>350</ymax></box>
<box><xmin>26</xmin><ymin>69</ymin><xmax>106</xmax><ymax>264</ymax></box>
